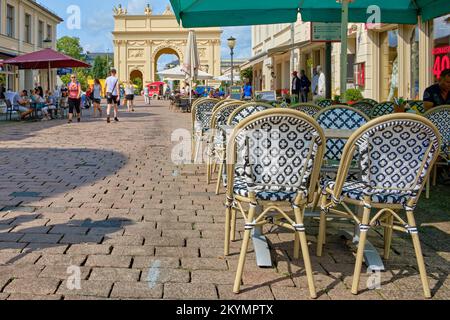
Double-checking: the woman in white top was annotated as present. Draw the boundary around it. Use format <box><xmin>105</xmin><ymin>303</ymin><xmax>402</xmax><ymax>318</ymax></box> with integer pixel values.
<box><xmin>92</xmin><ymin>79</ymin><xmax>103</xmax><ymax>118</ymax></box>
<box><xmin>125</xmin><ymin>80</ymin><xmax>135</xmax><ymax>112</ymax></box>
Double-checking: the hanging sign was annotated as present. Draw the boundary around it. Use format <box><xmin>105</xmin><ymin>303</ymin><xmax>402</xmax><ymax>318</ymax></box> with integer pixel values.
<box><xmin>311</xmin><ymin>22</ymin><xmax>342</xmax><ymax>42</ymax></box>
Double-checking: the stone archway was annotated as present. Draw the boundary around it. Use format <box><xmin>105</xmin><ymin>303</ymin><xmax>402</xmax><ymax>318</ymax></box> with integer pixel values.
<box><xmin>112</xmin><ymin>6</ymin><xmax>222</xmax><ymax>85</ymax></box>
<box><xmin>153</xmin><ymin>47</ymin><xmax>181</xmax><ymax>81</ymax></box>
<box><xmin>130</xmin><ymin>69</ymin><xmax>143</xmax><ymax>92</ymax></box>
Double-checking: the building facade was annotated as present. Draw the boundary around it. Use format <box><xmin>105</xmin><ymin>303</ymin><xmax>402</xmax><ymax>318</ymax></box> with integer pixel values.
<box><xmin>246</xmin><ymin>14</ymin><xmax>450</xmax><ymax>102</ymax></box>
<box><xmin>0</xmin><ymin>0</ymin><xmax>62</xmax><ymax>91</ymax></box>
<box><xmin>112</xmin><ymin>5</ymin><xmax>222</xmax><ymax>85</ymax></box>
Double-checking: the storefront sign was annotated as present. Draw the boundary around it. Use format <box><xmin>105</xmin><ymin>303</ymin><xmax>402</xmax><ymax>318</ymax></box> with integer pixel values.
<box><xmin>255</xmin><ymin>91</ymin><xmax>277</xmax><ymax>102</ymax></box>
<box><xmin>311</xmin><ymin>22</ymin><xmax>342</xmax><ymax>42</ymax></box>
<box><xmin>433</xmin><ymin>45</ymin><xmax>450</xmax><ymax>80</ymax></box>
<box><xmin>230</xmin><ymin>86</ymin><xmax>242</xmax><ymax>100</ymax></box>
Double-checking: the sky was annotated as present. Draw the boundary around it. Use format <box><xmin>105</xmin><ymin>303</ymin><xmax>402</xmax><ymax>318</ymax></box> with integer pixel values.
<box><xmin>38</xmin><ymin>0</ymin><xmax>252</xmax><ymax>70</ymax></box>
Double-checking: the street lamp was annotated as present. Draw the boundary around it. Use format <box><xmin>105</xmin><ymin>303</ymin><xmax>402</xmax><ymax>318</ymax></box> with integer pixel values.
<box><xmin>227</xmin><ymin>36</ymin><xmax>236</xmax><ymax>86</ymax></box>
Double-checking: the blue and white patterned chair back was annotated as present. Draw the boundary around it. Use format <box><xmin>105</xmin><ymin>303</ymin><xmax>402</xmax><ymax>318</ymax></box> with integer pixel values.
<box><xmin>352</xmin><ymin>102</ymin><xmax>373</xmax><ymax>118</ymax></box>
<box><xmin>228</xmin><ymin>103</ymin><xmax>274</xmax><ymax>126</ymax></box>
<box><xmin>315</xmin><ymin>106</ymin><xmax>370</xmax><ymax>162</ymax></box>
<box><xmin>424</xmin><ymin>105</ymin><xmax>450</xmax><ymax>157</ymax></box>
<box><xmin>212</xmin><ymin>99</ymin><xmax>238</xmax><ymax>113</ymax></box>
<box><xmin>406</xmin><ymin>100</ymin><xmax>426</xmax><ymax>114</ymax></box>
<box><xmin>359</xmin><ymin>98</ymin><xmax>378</xmax><ymax>107</ymax></box>
<box><xmin>333</xmin><ymin>114</ymin><xmax>441</xmax><ymax>208</ymax></box>
<box><xmin>371</xmin><ymin>102</ymin><xmax>395</xmax><ymax>118</ymax></box>
<box><xmin>290</xmin><ymin>103</ymin><xmax>321</xmax><ymax>117</ymax></box>
<box><xmin>317</xmin><ymin>99</ymin><xmax>333</xmax><ymax>108</ymax></box>
<box><xmin>192</xmin><ymin>98</ymin><xmax>219</xmax><ymax>133</ymax></box>
<box><xmin>231</xmin><ymin>109</ymin><xmax>325</xmax><ymax>201</ymax></box>
<box><xmin>212</xmin><ymin>101</ymin><xmax>245</xmax><ymax>129</ymax></box>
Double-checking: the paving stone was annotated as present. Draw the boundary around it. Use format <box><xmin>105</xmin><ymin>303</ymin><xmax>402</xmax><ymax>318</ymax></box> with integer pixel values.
<box><xmin>57</xmin><ymin>280</ymin><xmax>113</xmax><ymax>298</ymax></box>
<box><xmin>84</xmin><ymin>255</ymin><xmax>132</xmax><ymax>268</ymax></box>
<box><xmin>89</xmin><ymin>268</ymin><xmax>140</xmax><ymax>282</ymax></box>
<box><xmin>110</xmin><ymin>282</ymin><xmax>163</xmax><ymax>299</ymax></box>
<box><xmin>163</xmin><ymin>283</ymin><xmax>218</xmax><ymax>300</ymax></box>
<box><xmin>3</xmin><ymin>278</ymin><xmax>61</xmax><ymax>295</ymax></box>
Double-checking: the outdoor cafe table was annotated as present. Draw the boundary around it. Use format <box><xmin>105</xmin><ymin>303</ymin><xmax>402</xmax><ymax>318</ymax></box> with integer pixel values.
<box><xmin>217</xmin><ymin>124</ymin><xmax>385</xmax><ymax>271</ymax></box>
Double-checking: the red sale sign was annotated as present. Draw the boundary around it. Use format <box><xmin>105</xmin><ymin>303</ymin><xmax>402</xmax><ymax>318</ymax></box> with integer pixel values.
<box><xmin>433</xmin><ymin>45</ymin><xmax>450</xmax><ymax>80</ymax></box>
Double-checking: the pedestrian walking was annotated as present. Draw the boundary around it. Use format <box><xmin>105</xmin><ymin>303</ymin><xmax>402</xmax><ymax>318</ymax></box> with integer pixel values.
<box><xmin>299</xmin><ymin>70</ymin><xmax>311</xmax><ymax>103</ymax></box>
<box><xmin>291</xmin><ymin>71</ymin><xmax>301</xmax><ymax>104</ymax></box>
<box><xmin>67</xmin><ymin>74</ymin><xmax>81</xmax><ymax>124</ymax></box>
<box><xmin>92</xmin><ymin>79</ymin><xmax>103</xmax><ymax>117</ymax></box>
<box><xmin>125</xmin><ymin>80</ymin><xmax>135</xmax><ymax>112</ymax></box>
<box><xmin>144</xmin><ymin>85</ymin><xmax>150</xmax><ymax>104</ymax></box>
<box><xmin>105</xmin><ymin>69</ymin><xmax>120</xmax><ymax>123</ymax></box>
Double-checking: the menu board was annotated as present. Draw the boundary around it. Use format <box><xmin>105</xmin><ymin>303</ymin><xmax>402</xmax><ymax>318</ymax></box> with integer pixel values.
<box><xmin>230</xmin><ymin>86</ymin><xmax>242</xmax><ymax>100</ymax></box>
<box><xmin>255</xmin><ymin>91</ymin><xmax>277</xmax><ymax>102</ymax></box>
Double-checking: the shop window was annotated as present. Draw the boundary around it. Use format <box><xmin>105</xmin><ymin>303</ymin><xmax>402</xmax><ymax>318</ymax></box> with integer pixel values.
<box><xmin>432</xmin><ymin>14</ymin><xmax>450</xmax><ymax>82</ymax></box>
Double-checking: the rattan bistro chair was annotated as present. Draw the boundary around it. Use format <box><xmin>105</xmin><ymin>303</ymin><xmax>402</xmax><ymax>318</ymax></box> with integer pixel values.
<box><xmin>225</xmin><ymin>109</ymin><xmax>326</xmax><ymax>299</ymax></box>
<box><xmin>317</xmin><ymin>114</ymin><xmax>441</xmax><ymax>298</ymax></box>
<box><xmin>317</xmin><ymin>99</ymin><xmax>334</xmax><ymax>108</ymax></box>
<box><xmin>351</xmin><ymin>101</ymin><xmax>373</xmax><ymax>118</ymax></box>
<box><xmin>406</xmin><ymin>100</ymin><xmax>426</xmax><ymax>114</ymax></box>
<box><xmin>370</xmin><ymin>101</ymin><xmax>395</xmax><ymax>118</ymax></box>
<box><xmin>191</xmin><ymin>98</ymin><xmax>219</xmax><ymax>163</ymax></box>
<box><xmin>359</xmin><ymin>98</ymin><xmax>378</xmax><ymax>108</ymax></box>
<box><xmin>205</xmin><ymin>100</ymin><xmax>245</xmax><ymax>188</ymax></box>
<box><xmin>220</xmin><ymin>103</ymin><xmax>274</xmax><ymax>198</ymax></box>
<box><xmin>315</xmin><ymin>105</ymin><xmax>370</xmax><ymax>177</ymax></box>
<box><xmin>290</xmin><ymin>103</ymin><xmax>321</xmax><ymax>117</ymax></box>
<box><xmin>424</xmin><ymin>105</ymin><xmax>450</xmax><ymax>197</ymax></box>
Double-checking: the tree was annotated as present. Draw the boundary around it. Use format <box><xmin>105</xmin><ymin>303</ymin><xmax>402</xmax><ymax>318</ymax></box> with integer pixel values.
<box><xmin>56</xmin><ymin>36</ymin><xmax>84</xmax><ymax>60</ymax></box>
<box><xmin>57</xmin><ymin>36</ymin><xmax>90</xmax><ymax>90</ymax></box>
<box><xmin>91</xmin><ymin>56</ymin><xmax>111</xmax><ymax>79</ymax></box>
<box><xmin>241</xmin><ymin>67</ymin><xmax>253</xmax><ymax>83</ymax></box>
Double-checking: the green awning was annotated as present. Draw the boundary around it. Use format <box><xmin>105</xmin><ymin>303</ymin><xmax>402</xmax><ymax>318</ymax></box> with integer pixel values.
<box><xmin>170</xmin><ymin>0</ymin><xmax>450</xmax><ymax>27</ymax></box>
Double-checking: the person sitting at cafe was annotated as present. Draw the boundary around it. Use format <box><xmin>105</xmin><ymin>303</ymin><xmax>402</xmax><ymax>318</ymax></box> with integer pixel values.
<box><xmin>30</xmin><ymin>88</ymin><xmax>47</xmax><ymax>118</ymax></box>
<box><xmin>424</xmin><ymin>68</ymin><xmax>450</xmax><ymax>111</ymax></box>
<box><xmin>41</xmin><ymin>91</ymin><xmax>57</xmax><ymax>120</ymax></box>
<box><xmin>12</xmin><ymin>90</ymin><xmax>33</xmax><ymax>120</ymax></box>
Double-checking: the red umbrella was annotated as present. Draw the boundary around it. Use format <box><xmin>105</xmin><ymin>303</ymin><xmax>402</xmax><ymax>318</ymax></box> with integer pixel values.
<box><xmin>2</xmin><ymin>48</ymin><xmax>90</xmax><ymax>91</ymax></box>
<box><xmin>2</xmin><ymin>48</ymin><xmax>90</xmax><ymax>69</ymax></box>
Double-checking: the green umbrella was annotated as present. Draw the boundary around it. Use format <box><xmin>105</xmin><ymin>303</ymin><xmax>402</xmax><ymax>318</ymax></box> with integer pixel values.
<box><xmin>170</xmin><ymin>0</ymin><xmax>449</xmax><ymax>27</ymax></box>
<box><xmin>170</xmin><ymin>0</ymin><xmax>450</xmax><ymax>99</ymax></box>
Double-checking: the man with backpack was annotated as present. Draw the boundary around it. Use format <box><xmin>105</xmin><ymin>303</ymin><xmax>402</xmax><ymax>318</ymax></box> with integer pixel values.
<box><xmin>105</xmin><ymin>69</ymin><xmax>120</xmax><ymax>123</ymax></box>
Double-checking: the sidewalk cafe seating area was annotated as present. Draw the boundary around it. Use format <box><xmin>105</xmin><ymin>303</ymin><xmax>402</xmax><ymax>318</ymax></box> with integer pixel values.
<box><xmin>189</xmin><ymin>95</ymin><xmax>450</xmax><ymax>299</ymax></box>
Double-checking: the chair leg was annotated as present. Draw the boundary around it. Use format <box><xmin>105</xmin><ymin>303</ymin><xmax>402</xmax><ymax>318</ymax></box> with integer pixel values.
<box><xmin>215</xmin><ymin>162</ymin><xmax>224</xmax><ymax>195</ymax></box>
<box><xmin>384</xmin><ymin>214</ymin><xmax>394</xmax><ymax>260</ymax></box>
<box><xmin>294</xmin><ymin>204</ymin><xmax>317</xmax><ymax>299</ymax></box>
<box><xmin>432</xmin><ymin>164</ymin><xmax>437</xmax><ymax>187</ymax></box>
<box><xmin>224</xmin><ymin>205</ymin><xmax>232</xmax><ymax>256</ymax></box>
<box><xmin>230</xmin><ymin>207</ymin><xmax>237</xmax><ymax>242</ymax></box>
<box><xmin>316</xmin><ymin>194</ymin><xmax>327</xmax><ymax>257</ymax></box>
<box><xmin>351</xmin><ymin>200</ymin><xmax>371</xmax><ymax>295</ymax></box>
<box><xmin>206</xmin><ymin>155</ymin><xmax>211</xmax><ymax>184</ymax></box>
<box><xmin>294</xmin><ymin>233</ymin><xmax>300</xmax><ymax>259</ymax></box>
<box><xmin>406</xmin><ymin>210</ymin><xmax>432</xmax><ymax>298</ymax></box>
<box><xmin>426</xmin><ymin>175</ymin><xmax>430</xmax><ymax>199</ymax></box>
<box><xmin>233</xmin><ymin>202</ymin><xmax>257</xmax><ymax>294</ymax></box>
<box><xmin>191</xmin><ymin>136</ymin><xmax>196</xmax><ymax>163</ymax></box>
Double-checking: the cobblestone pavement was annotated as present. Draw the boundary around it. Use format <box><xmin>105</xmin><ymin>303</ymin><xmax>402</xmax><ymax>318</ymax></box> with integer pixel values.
<box><xmin>0</xmin><ymin>98</ymin><xmax>448</xmax><ymax>300</ymax></box>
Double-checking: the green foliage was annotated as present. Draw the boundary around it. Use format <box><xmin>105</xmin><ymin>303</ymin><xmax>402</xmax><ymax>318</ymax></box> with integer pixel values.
<box><xmin>56</xmin><ymin>36</ymin><xmax>84</xmax><ymax>61</ymax></box>
<box><xmin>345</xmin><ymin>88</ymin><xmax>364</xmax><ymax>101</ymax></box>
<box><xmin>90</xmin><ymin>55</ymin><xmax>111</xmax><ymax>80</ymax></box>
<box><xmin>132</xmin><ymin>77</ymin><xmax>143</xmax><ymax>93</ymax></box>
<box><xmin>240</xmin><ymin>67</ymin><xmax>253</xmax><ymax>83</ymax></box>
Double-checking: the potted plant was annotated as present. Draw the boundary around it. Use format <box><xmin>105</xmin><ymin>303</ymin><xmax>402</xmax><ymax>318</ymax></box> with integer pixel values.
<box><xmin>344</xmin><ymin>88</ymin><xmax>364</xmax><ymax>105</ymax></box>
<box><xmin>333</xmin><ymin>95</ymin><xmax>341</xmax><ymax>104</ymax></box>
